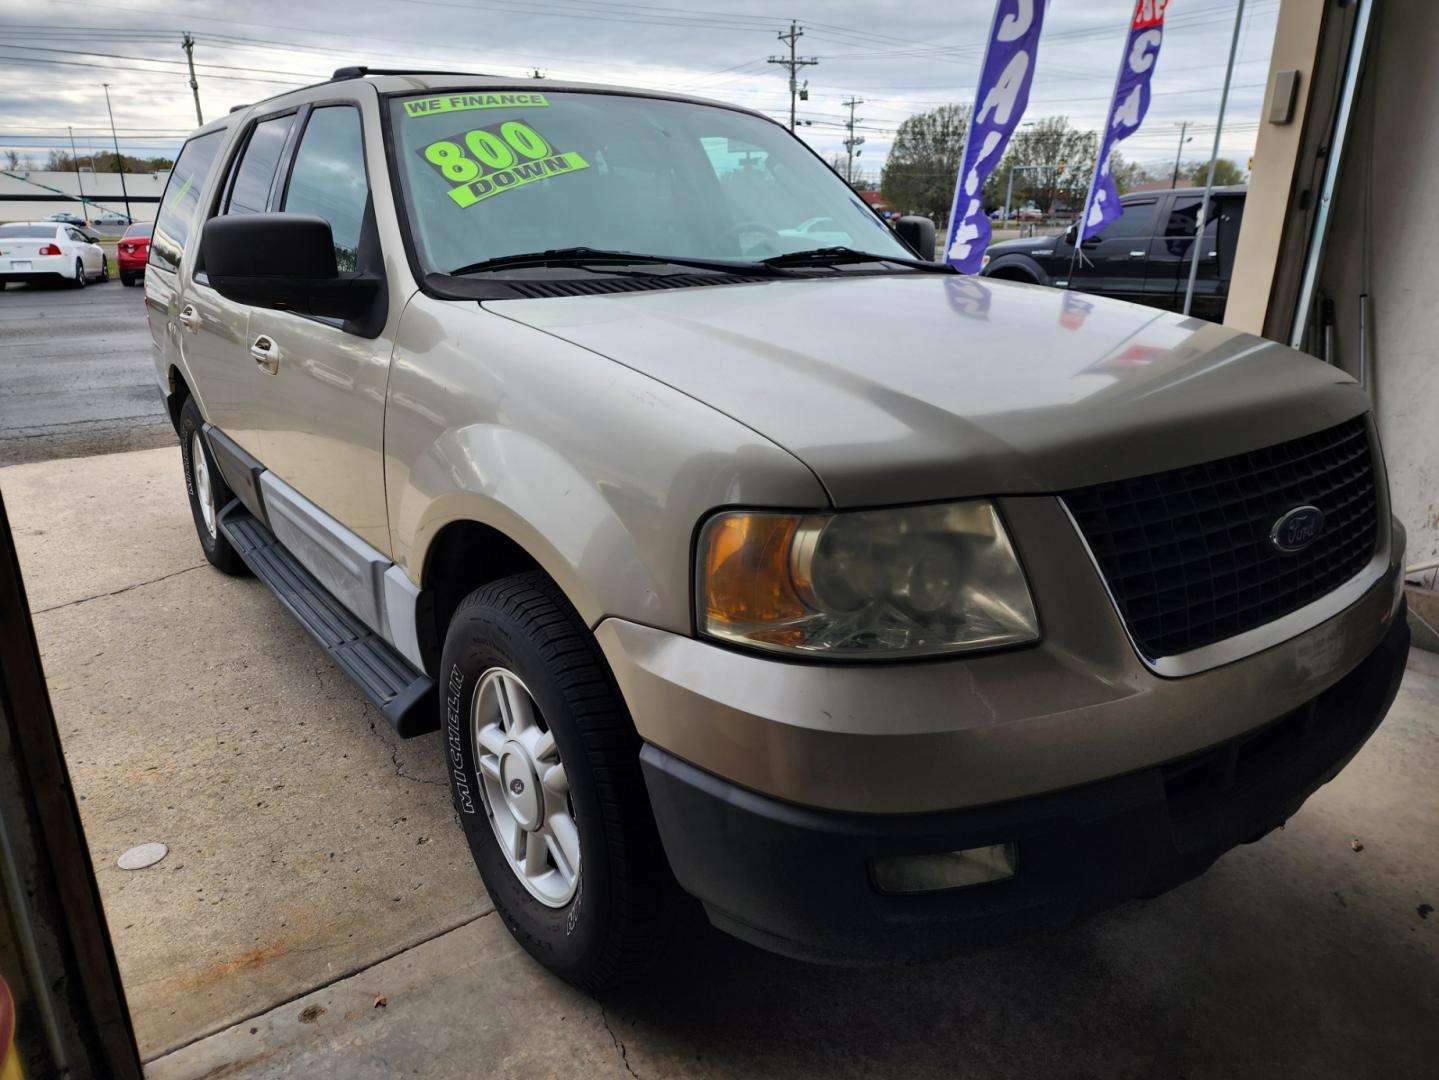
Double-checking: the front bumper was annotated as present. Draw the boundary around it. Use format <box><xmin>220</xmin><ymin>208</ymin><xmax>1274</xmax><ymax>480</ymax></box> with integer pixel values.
<box><xmin>640</xmin><ymin>608</ymin><xmax>1409</xmax><ymax>963</ymax></box>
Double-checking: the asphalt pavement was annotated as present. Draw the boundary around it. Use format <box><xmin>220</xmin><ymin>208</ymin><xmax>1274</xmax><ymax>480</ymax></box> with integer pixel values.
<box><xmin>0</xmin><ymin>278</ymin><xmax>173</xmax><ymax>465</ymax></box>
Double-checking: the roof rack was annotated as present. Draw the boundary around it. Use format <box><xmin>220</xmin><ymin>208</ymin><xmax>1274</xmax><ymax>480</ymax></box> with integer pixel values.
<box><xmin>330</xmin><ymin>66</ymin><xmax>500</xmax><ymax>81</ymax></box>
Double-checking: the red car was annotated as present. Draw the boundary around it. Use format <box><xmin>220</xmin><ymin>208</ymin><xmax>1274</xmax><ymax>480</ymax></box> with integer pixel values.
<box><xmin>117</xmin><ymin>222</ymin><xmax>152</xmax><ymax>286</ymax></box>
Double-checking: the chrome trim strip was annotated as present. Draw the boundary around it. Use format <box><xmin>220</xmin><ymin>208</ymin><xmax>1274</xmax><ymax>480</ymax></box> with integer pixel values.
<box><xmin>380</xmin><ymin>565</ymin><xmax>427</xmax><ymax>671</ymax></box>
<box><xmin>1059</xmin><ymin>419</ymin><xmax>1392</xmax><ymax>678</ymax></box>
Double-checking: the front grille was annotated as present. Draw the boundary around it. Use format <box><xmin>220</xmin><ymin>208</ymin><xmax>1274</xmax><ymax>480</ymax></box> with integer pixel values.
<box><xmin>1064</xmin><ymin>416</ymin><xmax>1379</xmax><ymax>659</ymax></box>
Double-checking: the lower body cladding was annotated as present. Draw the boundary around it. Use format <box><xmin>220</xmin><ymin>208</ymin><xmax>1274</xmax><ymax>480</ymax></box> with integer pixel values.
<box><xmin>636</xmin><ymin>612</ymin><xmax>1408</xmax><ymax>964</ymax></box>
<box><xmin>598</xmin><ymin>492</ymin><xmax>1410</xmax><ymax>964</ymax></box>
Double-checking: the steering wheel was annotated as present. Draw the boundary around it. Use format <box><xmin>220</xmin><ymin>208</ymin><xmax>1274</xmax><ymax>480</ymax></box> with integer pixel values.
<box><xmin>726</xmin><ymin>219</ymin><xmax>783</xmax><ymax>254</ymax></box>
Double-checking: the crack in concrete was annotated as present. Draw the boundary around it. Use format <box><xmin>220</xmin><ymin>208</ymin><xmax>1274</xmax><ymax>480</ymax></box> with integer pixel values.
<box><xmin>366</xmin><ymin>716</ymin><xmax>447</xmax><ymax>788</ymax></box>
<box><xmin>31</xmin><ymin>563</ymin><xmax>208</xmax><ymax>614</ymax></box>
<box><xmin>598</xmin><ymin>1000</ymin><xmax>641</xmax><ymax>1080</ymax></box>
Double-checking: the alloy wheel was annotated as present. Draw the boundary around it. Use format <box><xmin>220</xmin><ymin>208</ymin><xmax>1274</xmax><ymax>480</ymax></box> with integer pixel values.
<box><xmin>470</xmin><ymin>667</ymin><xmax>580</xmax><ymax>907</ymax></box>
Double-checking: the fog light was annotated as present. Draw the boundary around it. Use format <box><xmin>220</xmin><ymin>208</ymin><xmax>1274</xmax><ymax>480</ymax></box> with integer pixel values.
<box><xmin>871</xmin><ymin>843</ymin><xmax>1017</xmax><ymax>894</ymax></box>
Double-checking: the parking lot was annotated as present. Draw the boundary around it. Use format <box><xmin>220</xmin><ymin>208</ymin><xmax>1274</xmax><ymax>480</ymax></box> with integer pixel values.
<box><xmin>0</xmin><ymin>282</ymin><xmax>1435</xmax><ymax>1078</ymax></box>
<box><xmin>0</xmin><ymin>279</ymin><xmax>174</xmax><ymax>465</ymax></box>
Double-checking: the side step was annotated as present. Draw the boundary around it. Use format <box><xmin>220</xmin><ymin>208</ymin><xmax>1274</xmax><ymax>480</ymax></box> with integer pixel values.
<box><xmin>218</xmin><ymin>501</ymin><xmax>438</xmax><ymax>737</ymax></box>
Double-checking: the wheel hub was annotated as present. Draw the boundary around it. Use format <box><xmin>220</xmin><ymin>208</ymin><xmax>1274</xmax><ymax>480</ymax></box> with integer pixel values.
<box><xmin>498</xmin><ymin>740</ymin><xmax>544</xmax><ymax>830</ymax></box>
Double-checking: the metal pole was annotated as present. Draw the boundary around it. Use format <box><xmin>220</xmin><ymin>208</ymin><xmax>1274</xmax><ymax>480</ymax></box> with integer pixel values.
<box><xmin>1182</xmin><ymin>0</ymin><xmax>1245</xmax><ymax>317</ymax></box>
<box><xmin>66</xmin><ymin>126</ymin><xmax>87</xmax><ymax>218</ymax></box>
<box><xmin>1170</xmin><ymin>120</ymin><xmax>1189</xmax><ymax>187</ymax></box>
<box><xmin>1289</xmin><ymin>0</ymin><xmax>1374</xmax><ymax>348</ymax></box>
<box><xmin>101</xmin><ymin>83</ymin><xmax>132</xmax><ymax>223</ymax></box>
<box><xmin>182</xmin><ymin>33</ymin><xmax>203</xmax><ymax>126</ymax></box>
<box><xmin>1003</xmin><ymin>165</ymin><xmax>1015</xmax><ymax>223</ymax></box>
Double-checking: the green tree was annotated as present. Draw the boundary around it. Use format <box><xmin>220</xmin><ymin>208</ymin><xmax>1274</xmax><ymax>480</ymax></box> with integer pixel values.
<box><xmin>1177</xmin><ymin>157</ymin><xmax>1246</xmax><ymax>187</ymax></box>
<box><xmin>989</xmin><ymin>116</ymin><xmax>1099</xmax><ymax>216</ymax></box>
<box><xmin>1110</xmin><ymin>153</ymin><xmax>1154</xmax><ymax>195</ymax></box>
<box><xmin>880</xmin><ymin>104</ymin><xmax>969</xmax><ymax>223</ymax></box>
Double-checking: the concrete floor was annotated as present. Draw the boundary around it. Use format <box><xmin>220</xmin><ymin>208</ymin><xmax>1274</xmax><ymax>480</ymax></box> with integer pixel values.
<box><xmin>2</xmin><ymin>446</ymin><xmax>1435</xmax><ymax>1079</ymax></box>
<box><xmin>0</xmin><ymin>279</ymin><xmax>172</xmax><ymax>465</ymax></box>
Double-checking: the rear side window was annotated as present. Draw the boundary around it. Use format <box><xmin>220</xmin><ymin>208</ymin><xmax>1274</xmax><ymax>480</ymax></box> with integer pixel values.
<box><xmin>152</xmin><ymin>129</ymin><xmax>225</xmax><ymax>274</ymax></box>
<box><xmin>281</xmin><ymin>107</ymin><xmax>369</xmax><ymax>272</ymax></box>
<box><xmin>226</xmin><ymin>115</ymin><xmax>295</xmax><ymax>215</ymax></box>
<box><xmin>1095</xmin><ymin>199</ymin><xmax>1156</xmax><ymax>240</ymax></box>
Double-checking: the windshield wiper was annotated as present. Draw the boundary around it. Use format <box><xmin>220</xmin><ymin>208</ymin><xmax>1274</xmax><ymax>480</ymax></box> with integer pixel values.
<box><xmin>760</xmin><ymin>246</ymin><xmax>953</xmax><ymax>273</ymax></box>
<box><xmin>448</xmin><ymin>247</ymin><xmax>779</xmax><ymax>277</ymax></box>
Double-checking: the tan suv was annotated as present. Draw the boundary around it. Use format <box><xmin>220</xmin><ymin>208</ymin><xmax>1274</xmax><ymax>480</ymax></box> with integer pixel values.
<box><xmin>148</xmin><ymin>69</ymin><xmax>1410</xmax><ymax>987</ymax></box>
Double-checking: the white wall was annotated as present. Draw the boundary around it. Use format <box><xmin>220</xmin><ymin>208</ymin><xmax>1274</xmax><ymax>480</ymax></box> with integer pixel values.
<box><xmin>1320</xmin><ymin>0</ymin><xmax>1439</xmax><ymax>571</ymax></box>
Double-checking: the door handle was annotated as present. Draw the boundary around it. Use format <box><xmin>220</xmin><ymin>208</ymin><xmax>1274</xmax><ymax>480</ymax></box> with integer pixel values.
<box><xmin>1129</xmin><ymin>250</ymin><xmax>1147</xmax><ymax>259</ymax></box>
<box><xmin>249</xmin><ymin>335</ymin><xmax>280</xmax><ymax>374</ymax></box>
<box><xmin>177</xmin><ymin>304</ymin><xmax>201</xmax><ymax>334</ymax></box>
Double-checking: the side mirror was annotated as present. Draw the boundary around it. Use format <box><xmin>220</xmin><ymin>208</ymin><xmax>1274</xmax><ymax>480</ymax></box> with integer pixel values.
<box><xmin>1064</xmin><ymin>224</ymin><xmax>1078</xmax><ymax>245</ymax></box>
<box><xmin>893</xmin><ymin>215</ymin><xmax>936</xmax><ymax>262</ymax></box>
<box><xmin>200</xmin><ymin>213</ymin><xmax>380</xmax><ymax>321</ymax></box>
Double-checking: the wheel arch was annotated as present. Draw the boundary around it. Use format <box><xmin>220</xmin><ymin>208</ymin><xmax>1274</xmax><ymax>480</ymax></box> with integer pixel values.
<box><xmin>165</xmin><ymin>365</ymin><xmax>192</xmax><ymax>433</ymax></box>
<box><xmin>982</xmin><ymin>255</ymin><xmax>1047</xmax><ymax>285</ymax></box>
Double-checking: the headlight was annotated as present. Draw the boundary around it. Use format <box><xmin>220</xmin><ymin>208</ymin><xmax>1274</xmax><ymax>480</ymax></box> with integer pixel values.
<box><xmin>698</xmin><ymin>501</ymin><xmax>1038</xmax><ymax>659</ymax></box>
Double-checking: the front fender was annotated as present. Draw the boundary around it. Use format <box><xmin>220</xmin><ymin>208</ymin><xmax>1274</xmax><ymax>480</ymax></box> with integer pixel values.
<box><xmin>385</xmin><ymin>294</ymin><xmax>828</xmax><ymax>633</ymax></box>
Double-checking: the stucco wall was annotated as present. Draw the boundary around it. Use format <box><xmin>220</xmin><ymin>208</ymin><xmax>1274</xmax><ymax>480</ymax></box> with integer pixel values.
<box><xmin>1319</xmin><ymin>0</ymin><xmax>1439</xmax><ymax>569</ymax></box>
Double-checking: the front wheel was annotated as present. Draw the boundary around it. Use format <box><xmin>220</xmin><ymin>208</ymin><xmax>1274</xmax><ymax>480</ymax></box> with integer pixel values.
<box><xmin>440</xmin><ymin>572</ymin><xmax>680</xmax><ymax>989</ymax></box>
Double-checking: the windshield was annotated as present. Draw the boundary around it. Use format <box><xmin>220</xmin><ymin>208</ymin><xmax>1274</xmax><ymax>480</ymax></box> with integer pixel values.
<box><xmin>387</xmin><ymin>89</ymin><xmax>909</xmax><ymax>274</ymax></box>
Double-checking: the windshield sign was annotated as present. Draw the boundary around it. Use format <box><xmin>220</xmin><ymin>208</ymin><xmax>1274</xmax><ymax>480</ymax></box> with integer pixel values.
<box><xmin>388</xmin><ymin>90</ymin><xmax>907</xmax><ymax>275</ymax></box>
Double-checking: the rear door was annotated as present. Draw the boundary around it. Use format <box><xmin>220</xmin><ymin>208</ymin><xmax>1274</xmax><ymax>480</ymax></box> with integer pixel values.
<box><xmin>146</xmin><ymin>127</ymin><xmax>228</xmax><ymax>422</ymax></box>
<box><xmin>1063</xmin><ymin>196</ymin><xmax>1157</xmax><ymax>305</ymax></box>
<box><xmin>66</xmin><ymin>228</ymin><xmax>103</xmax><ymax>275</ymax></box>
<box><xmin>1144</xmin><ymin>192</ymin><xmax>1246</xmax><ymax>319</ymax></box>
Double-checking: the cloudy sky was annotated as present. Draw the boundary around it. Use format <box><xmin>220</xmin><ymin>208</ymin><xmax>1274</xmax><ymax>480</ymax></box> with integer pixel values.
<box><xmin>2</xmin><ymin>0</ymin><xmax>1277</xmax><ymax>178</ymax></box>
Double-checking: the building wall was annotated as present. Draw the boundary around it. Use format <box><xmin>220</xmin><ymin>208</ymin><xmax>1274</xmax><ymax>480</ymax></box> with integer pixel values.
<box><xmin>1319</xmin><ymin>0</ymin><xmax>1439</xmax><ymax>568</ymax></box>
<box><xmin>0</xmin><ymin>171</ymin><xmax>167</xmax><ymax>223</ymax></box>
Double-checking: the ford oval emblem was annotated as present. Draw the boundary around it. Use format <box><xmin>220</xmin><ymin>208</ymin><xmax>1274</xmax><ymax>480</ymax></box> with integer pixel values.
<box><xmin>1270</xmin><ymin>505</ymin><xmax>1325</xmax><ymax>554</ymax></box>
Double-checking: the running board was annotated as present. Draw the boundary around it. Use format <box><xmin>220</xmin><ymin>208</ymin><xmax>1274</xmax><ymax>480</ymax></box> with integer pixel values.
<box><xmin>218</xmin><ymin>501</ymin><xmax>438</xmax><ymax>738</ymax></box>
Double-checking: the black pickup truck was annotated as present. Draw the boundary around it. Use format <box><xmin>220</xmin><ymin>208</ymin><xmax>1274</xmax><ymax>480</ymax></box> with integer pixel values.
<box><xmin>979</xmin><ymin>186</ymin><xmax>1246</xmax><ymax>322</ymax></box>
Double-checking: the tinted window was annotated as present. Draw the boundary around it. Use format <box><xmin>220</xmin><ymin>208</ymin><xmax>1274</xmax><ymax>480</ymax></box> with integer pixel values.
<box><xmin>1094</xmin><ymin>199</ymin><xmax>1156</xmax><ymax>240</ymax></box>
<box><xmin>122</xmin><ymin>222</ymin><xmax>154</xmax><ymax>239</ymax></box>
<box><xmin>226</xmin><ymin>114</ymin><xmax>295</xmax><ymax>215</ymax></box>
<box><xmin>282</xmin><ymin>107</ymin><xmax>369</xmax><ymax>272</ymax></box>
<box><xmin>66</xmin><ymin>228</ymin><xmax>86</xmax><ymax>242</ymax></box>
<box><xmin>1165</xmin><ymin>196</ymin><xmax>1217</xmax><ymax>238</ymax></box>
<box><xmin>152</xmin><ymin>129</ymin><xmax>225</xmax><ymax>274</ymax></box>
<box><xmin>0</xmin><ymin>225</ymin><xmax>59</xmax><ymax>238</ymax></box>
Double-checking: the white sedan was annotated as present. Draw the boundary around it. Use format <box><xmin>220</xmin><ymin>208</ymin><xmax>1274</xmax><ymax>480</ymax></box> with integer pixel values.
<box><xmin>0</xmin><ymin>221</ymin><xmax>109</xmax><ymax>289</ymax></box>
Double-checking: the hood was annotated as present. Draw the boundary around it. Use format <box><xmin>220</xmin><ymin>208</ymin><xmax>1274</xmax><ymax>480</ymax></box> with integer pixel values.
<box><xmin>984</xmin><ymin>233</ymin><xmax>1062</xmax><ymax>257</ymax></box>
<box><xmin>487</xmin><ymin>274</ymin><xmax>1368</xmax><ymax>508</ymax></box>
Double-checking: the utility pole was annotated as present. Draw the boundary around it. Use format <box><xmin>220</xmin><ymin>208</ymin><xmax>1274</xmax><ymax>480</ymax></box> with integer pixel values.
<box><xmin>767</xmin><ymin>21</ymin><xmax>817</xmax><ymax>132</ymax></box>
<box><xmin>101</xmin><ymin>83</ymin><xmax>132</xmax><ymax>223</ymax></box>
<box><xmin>182</xmin><ymin>33</ymin><xmax>203</xmax><ymax>125</ymax></box>
<box><xmin>842</xmin><ymin>96</ymin><xmax>864</xmax><ymax>183</ymax></box>
<box><xmin>67</xmin><ymin>125</ymin><xmax>87</xmax><ymax>216</ymax></box>
<box><xmin>1170</xmin><ymin>121</ymin><xmax>1191</xmax><ymax>188</ymax></box>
